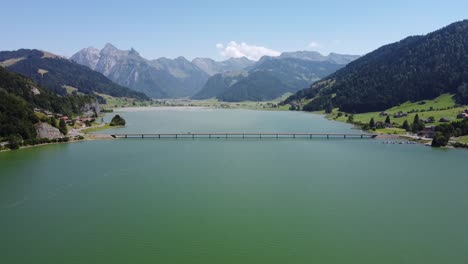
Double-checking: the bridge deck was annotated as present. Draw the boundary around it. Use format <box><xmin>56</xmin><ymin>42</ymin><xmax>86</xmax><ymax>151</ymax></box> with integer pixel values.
<box><xmin>110</xmin><ymin>132</ymin><xmax>378</xmax><ymax>139</ymax></box>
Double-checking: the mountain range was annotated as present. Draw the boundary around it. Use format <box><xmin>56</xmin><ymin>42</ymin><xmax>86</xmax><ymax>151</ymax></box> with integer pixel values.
<box><xmin>193</xmin><ymin>52</ymin><xmax>358</xmax><ymax>101</ymax></box>
<box><xmin>284</xmin><ymin>20</ymin><xmax>468</xmax><ymax>113</ymax></box>
<box><xmin>71</xmin><ymin>44</ymin><xmax>204</xmax><ymax>98</ymax></box>
<box><xmin>0</xmin><ymin>49</ymin><xmax>148</xmax><ymax>100</ymax></box>
<box><xmin>71</xmin><ymin>45</ymin><xmax>359</xmax><ymax>100</ymax></box>
<box><xmin>192</xmin><ymin>57</ymin><xmax>255</xmax><ymax>76</ymax></box>
<box><xmin>71</xmin><ymin>44</ymin><xmax>258</xmax><ymax>98</ymax></box>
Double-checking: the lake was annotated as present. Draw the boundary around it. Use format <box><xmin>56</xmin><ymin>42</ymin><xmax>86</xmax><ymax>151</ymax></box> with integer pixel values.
<box><xmin>1</xmin><ymin>108</ymin><xmax>467</xmax><ymax>263</ymax></box>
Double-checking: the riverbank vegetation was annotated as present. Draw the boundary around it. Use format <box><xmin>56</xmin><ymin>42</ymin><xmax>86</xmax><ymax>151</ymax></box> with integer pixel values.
<box><xmin>318</xmin><ymin>94</ymin><xmax>468</xmax><ymax>148</ymax></box>
<box><xmin>110</xmin><ymin>115</ymin><xmax>126</xmax><ymax>126</ymax></box>
<box><xmin>0</xmin><ymin>136</ymin><xmax>86</xmax><ymax>151</ymax></box>
<box><xmin>431</xmin><ymin>119</ymin><xmax>468</xmax><ymax>147</ymax></box>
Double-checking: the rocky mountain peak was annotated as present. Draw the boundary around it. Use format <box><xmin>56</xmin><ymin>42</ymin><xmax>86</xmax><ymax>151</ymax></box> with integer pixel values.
<box><xmin>128</xmin><ymin>48</ymin><xmax>140</xmax><ymax>57</ymax></box>
<box><xmin>70</xmin><ymin>47</ymin><xmax>101</xmax><ymax>69</ymax></box>
<box><xmin>102</xmin><ymin>43</ymin><xmax>118</xmax><ymax>52</ymax></box>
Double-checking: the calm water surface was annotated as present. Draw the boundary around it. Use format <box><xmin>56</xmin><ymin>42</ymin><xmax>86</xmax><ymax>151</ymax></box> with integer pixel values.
<box><xmin>1</xmin><ymin>108</ymin><xmax>467</xmax><ymax>264</ymax></box>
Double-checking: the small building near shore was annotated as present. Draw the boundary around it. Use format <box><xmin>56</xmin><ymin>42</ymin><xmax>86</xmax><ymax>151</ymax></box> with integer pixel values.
<box><xmin>417</xmin><ymin>126</ymin><xmax>436</xmax><ymax>138</ymax></box>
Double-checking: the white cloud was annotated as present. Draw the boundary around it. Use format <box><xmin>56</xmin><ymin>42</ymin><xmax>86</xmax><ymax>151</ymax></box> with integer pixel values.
<box><xmin>216</xmin><ymin>41</ymin><xmax>280</xmax><ymax>61</ymax></box>
<box><xmin>308</xmin><ymin>41</ymin><xmax>320</xmax><ymax>49</ymax></box>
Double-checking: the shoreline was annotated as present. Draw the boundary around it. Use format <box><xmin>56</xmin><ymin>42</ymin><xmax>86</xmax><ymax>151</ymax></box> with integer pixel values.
<box><xmin>2</xmin><ymin>105</ymin><xmax>465</xmax><ymax>152</ymax></box>
<box><xmin>316</xmin><ymin>110</ymin><xmax>468</xmax><ymax>149</ymax></box>
<box><xmin>112</xmin><ymin>106</ymin><xmax>210</xmax><ymax>112</ymax></box>
<box><xmin>322</xmin><ymin>112</ymin><xmax>433</xmax><ymax>144</ymax></box>
<box><xmin>0</xmin><ymin>134</ymin><xmax>116</xmax><ymax>153</ymax></box>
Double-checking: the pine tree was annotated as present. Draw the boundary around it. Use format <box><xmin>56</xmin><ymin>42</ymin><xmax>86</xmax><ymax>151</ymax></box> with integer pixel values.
<box><xmin>369</xmin><ymin>118</ymin><xmax>375</xmax><ymax>128</ymax></box>
<box><xmin>50</xmin><ymin>116</ymin><xmax>58</xmax><ymax>128</ymax></box>
<box><xmin>413</xmin><ymin>114</ymin><xmax>420</xmax><ymax>125</ymax></box>
<box><xmin>59</xmin><ymin>119</ymin><xmax>68</xmax><ymax>135</ymax></box>
<box><xmin>402</xmin><ymin>120</ymin><xmax>410</xmax><ymax>131</ymax></box>
<box><xmin>385</xmin><ymin>115</ymin><xmax>391</xmax><ymax>125</ymax></box>
<box><xmin>411</xmin><ymin>114</ymin><xmax>424</xmax><ymax>132</ymax></box>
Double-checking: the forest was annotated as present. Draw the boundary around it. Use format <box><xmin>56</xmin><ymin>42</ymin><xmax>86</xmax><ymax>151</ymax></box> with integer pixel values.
<box><xmin>285</xmin><ymin>20</ymin><xmax>468</xmax><ymax>113</ymax></box>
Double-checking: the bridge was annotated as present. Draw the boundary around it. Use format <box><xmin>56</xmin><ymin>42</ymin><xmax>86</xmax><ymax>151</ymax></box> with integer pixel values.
<box><xmin>110</xmin><ymin>132</ymin><xmax>378</xmax><ymax>139</ymax></box>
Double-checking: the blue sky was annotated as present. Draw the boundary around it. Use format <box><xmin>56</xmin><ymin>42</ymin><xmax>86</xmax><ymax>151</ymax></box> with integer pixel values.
<box><xmin>3</xmin><ymin>0</ymin><xmax>467</xmax><ymax>60</ymax></box>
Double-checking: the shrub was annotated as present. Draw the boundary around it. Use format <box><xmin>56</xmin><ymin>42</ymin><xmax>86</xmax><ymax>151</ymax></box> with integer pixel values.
<box><xmin>7</xmin><ymin>136</ymin><xmax>22</xmax><ymax>150</ymax></box>
<box><xmin>432</xmin><ymin>132</ymin><xmax>449</xmax><ymax>147</ymax></box>
<box><xmin>110</xmin><ymin>115</ymin><xmax>126</xmax><ymax>126</ymax></box>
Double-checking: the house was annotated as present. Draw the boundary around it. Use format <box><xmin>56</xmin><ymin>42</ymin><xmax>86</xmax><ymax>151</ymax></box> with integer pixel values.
<box><xmin>421</xmin><ymin>118</ymin><xmax>435</xmax><ymax>124</ymax></box>
<box><xmin>439</xmin><ymin>117</ymin><xmax>451</xmax><ymax>122</ymax></box>
<box><xmin>374</xmin><ymin>121</ymin><xmax>385</xmax><ymax>128</ymax></box>
<box><xmin>457</xmin><ymin>113</ymin><xmax>468</xmax><ymax>119</ymax></box>
<box><xmin>417</xmin><ymin>126</ymin><xmax>436</xmax><ymax>138</ymax></box>
<box><xmin>77</xmin><ymin>117</ymin><xmax>94</xmax><ymax>122</ymax></box>
<box><xmin>393</xmin><ymin>111</ymin><xmax>408</xmax><ymax>118</ymax></box>
<box><xmin>74</xmin><ymin>117</ymin><xmax>95</xmax><ymax>128</ymax></box>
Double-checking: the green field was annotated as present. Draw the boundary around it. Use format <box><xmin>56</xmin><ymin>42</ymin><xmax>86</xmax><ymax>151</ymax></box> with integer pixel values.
<box><xmin>64</xmin><ymin>85</ymin><xmax>85</xmax><ymax>95</ymax></box>
<box><xmin>96</xmin><ymin>93</ymin><xmax>156</xmax><ymax>109</ymax></box>
<box><xmin>373</xmin><ymin>127</ymin><xmax>407</xmax><ymax>135</ymax></box>
<box><xmin>81</xmin><ymin>124</ymin><xmax>112</xmax><ymax>134</ymax></box>
<box><xmin>159</xmin><ymin>93</ymin><xmax>292</xmax><ymax>111</ymax></box>
<box><xmin>328</xmin><ymin>94</ymin><xmax>467</xmax><ymax>127</ymax></box>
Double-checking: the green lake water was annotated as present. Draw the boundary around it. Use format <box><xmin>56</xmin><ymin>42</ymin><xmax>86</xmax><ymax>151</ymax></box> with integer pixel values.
<box><xmin>1</xmin><ymin>108</ymin><xmax>467</xmax><ymax>263</ymax></box>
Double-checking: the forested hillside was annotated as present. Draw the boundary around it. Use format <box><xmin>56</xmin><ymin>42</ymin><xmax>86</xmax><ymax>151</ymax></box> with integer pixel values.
<box><xmin>285</xmin><ymin>20</ymin><xmax>468</xmax><ymax>113</ymax></box>
<box><xmin>218</xmin><ymin>71</ymin><xmax>287</xmax><ymax>102</ymax></box>
<box><xmin>0</xmin><ymin>49</ymin><xmax>149</xmax><ymax>100</ymax></box>
<box><xmin>0</xmin><ymin>67</ymin><xmax>95</xmax><ymax>141</ymax></box>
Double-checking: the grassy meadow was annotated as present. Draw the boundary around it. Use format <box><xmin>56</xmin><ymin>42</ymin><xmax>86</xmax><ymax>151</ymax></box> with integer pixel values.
<box><xmin>315</xmin><ymin>94</ymin><xmax>467</xmax><ymax>135</ymax></box>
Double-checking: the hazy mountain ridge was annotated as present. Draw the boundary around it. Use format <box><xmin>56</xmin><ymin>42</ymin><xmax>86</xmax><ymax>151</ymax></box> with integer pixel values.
<box><xmin>256</xmin><ymin>51</ymin><xmax>360</xmax><ymax>65</ymax></box>
<box><xmin>218</xmin><ymin>71</ymin><xmax>287</xmax><ymax>102</ymax></box>
<box><xmin>193</xmin><ymin>51</ymin><xmax>358</xmax><ymax>101</ymax></box>
<box><xmin>192</xmin><ymin>71</ymin><xmax>248</xmax><ymax>100</ymax></box>
<box><xmin>192</xmin><ymin>57</ymin><xmax>255</xmax><ymax>76</ymax></box>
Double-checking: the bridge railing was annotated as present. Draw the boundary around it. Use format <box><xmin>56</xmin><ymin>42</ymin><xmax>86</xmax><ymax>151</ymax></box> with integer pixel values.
<box><xmin>110</xmin><ymin>132</ymin><xmax>378</xmax><ymax>139</ymax></box>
